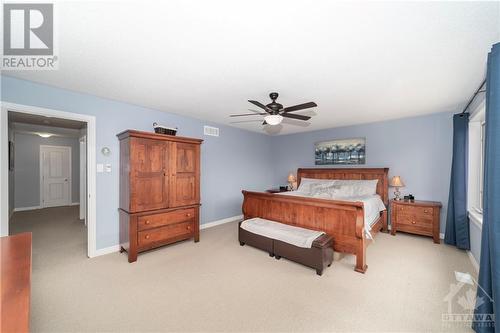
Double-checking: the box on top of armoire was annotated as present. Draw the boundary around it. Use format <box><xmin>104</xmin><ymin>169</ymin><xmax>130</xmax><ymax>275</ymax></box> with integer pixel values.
<box><xmin>117</xmin><ymin>130</ymin><xmax>202</xmax><ymax>262</ymax></box>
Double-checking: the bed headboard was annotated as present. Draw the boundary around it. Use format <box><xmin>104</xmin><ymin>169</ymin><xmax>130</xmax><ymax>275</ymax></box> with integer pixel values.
<box><xmin>297</xmin><ymin>168</ymin><xmax>389</xmax><ymax>205</ymax></box>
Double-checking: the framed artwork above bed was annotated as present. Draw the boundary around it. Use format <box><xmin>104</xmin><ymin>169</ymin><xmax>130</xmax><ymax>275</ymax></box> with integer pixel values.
<box><xmin>315</xmin><ymin>137</ymin><xmax>366</xmax><ymax>165</ymax></box>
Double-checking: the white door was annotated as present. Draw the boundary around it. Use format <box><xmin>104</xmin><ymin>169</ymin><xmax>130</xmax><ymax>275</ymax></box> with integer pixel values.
<box><xmin>40</xmin><ymin>145</ymin><xmax>72</xmax><ymax>208</ymax></box>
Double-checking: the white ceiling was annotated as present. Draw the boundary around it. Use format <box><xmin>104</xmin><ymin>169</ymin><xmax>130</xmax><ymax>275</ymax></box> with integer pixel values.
<box><xmin>4</xmin><ymin>1</ymin><xmax>500</xmax><ymax>135</ymax></box>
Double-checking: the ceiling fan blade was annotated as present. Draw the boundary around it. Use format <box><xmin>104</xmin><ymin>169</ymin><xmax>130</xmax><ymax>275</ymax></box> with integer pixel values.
<box><xmin>282</xmin><ymin>113</ymin><xmax>311</xmax><ymax>121</ymax></box>
<box><xmin>230</xmin><ymin>119</ymin><xmax>263</xmax><ymax>124</ymax></box>
<box><xmin>282</xmin><ymin>102</ymin><xmax>317</xmax><ymax>113</ymax></box>
<box><xmin>248</xmin><ymin>100</ymin><xmax>271</xmax><ymax>113</ymax></box>
<box><xmin>230</xmin><ymin>113</ymin><xmax>266</xmax><ymax>117</ymax></box>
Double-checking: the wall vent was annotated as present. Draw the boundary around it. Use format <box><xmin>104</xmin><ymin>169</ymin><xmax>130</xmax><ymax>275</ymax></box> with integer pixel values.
<box><xmin>204</xmin><ymin>125</ymin><xmax>219</xmax><ymax>137</ymax></box>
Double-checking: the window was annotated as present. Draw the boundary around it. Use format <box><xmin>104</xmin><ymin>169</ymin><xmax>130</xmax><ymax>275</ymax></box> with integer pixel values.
<box><xmin>478</xmin><ymin>121</ymin><xmax>485</xmax><ymax>212</ymax></box>
<box><xmin>468</xmin><ymin>104</ymin><xmax>486</xmax><ymax>218</ymax></box>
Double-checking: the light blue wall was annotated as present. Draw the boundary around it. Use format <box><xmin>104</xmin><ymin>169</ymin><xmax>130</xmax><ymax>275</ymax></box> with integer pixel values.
<box><xmin>13</xmin><ymin>133</ymin><xmax>80</xmax><ymax>208</ymax></box>
<box><xmin>270</xmin><ymin>112</ymin><xmax>454</xmax><ymax>232</ymax></box>
<box><xmin>1</xmin><ymin>76</ymin><xmax>274</xmax><ymax>249</ymax></box>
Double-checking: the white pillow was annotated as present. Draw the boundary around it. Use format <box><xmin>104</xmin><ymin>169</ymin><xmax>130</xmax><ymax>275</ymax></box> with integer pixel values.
<box><xmin>333</xmin><ymin>179</ymin><xmax>379</xmax><ymax>196</ymax></box>
<box><xmin>297</xmin><ymin>178</ymin><xmax>335</xmax><ymax>193</ymax></box>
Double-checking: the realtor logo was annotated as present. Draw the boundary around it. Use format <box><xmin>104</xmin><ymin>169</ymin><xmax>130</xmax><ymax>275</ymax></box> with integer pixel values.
<box><xmin>2</xmin><ymin>3</ymin><xmax>58</xmax><ymax>69</ymax></box>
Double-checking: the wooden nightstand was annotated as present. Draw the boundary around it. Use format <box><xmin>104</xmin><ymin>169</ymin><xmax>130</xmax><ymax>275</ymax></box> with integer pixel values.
<box><xmin>390</xmin><ymin>199</ymin><xmax>442</xmax><ymax>243</ymax></box>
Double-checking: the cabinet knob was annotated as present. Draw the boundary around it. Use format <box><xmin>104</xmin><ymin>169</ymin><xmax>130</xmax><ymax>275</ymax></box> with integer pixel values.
<box><xmin>187</xmin><ymin>225</ymin><xmax>191</xmax><ymax>230</ymax></box>
<box><xmin>145</xmin><ymin>220</ymin><xmax>151</xmax><ymax>225</ymax></box>
<box><xmin>424</xmin><ymin>210</ymin><xmax>428</xmax><ymax>213</ymax></box>
<box><xmin>145</xmin><ymin>234</ymin><xmax>150</xmax><ymax>239</ymax></box>
<box><xmin>412</xmin><ymin>221</ymin><xmax>416</xmax><ymax>224</ymax></box>
<box><xmin>187</xmin><ymin>213</ymin><xmax>191</xmax><ymax>217</ymax></box>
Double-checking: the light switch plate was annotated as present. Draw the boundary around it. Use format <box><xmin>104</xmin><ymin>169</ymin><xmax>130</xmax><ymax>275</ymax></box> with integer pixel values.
<box><xmin>97</xmin><ymin>163</ymin><xmax>104</xmax><ymax>173</ymax></box>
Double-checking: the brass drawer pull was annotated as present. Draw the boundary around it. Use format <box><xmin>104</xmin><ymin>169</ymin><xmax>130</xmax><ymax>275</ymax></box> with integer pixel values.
<box><xmin>145</xmin><ymin>220</ymin><xmax>151</xmax><ymax>225</ymax></box>
<box><xmin>186</xmin><ymin>213</ymin><xmax>192</xmax><ymax>217</ymax></box>
<box><xmin>187</xmin><ymin>225</ymin><xmax>191</xmax><ymax>230</ymax></box>
<box><xmin>424</xmin><ymin>210</ymin><xmax>429</xmax><ymax>213</ymax></box>
<box><xmin>412</xmin><ymin>221</ymin><xmax>416</xmax><ymax>224</ymax></box>
<box><xmin>145</xmin><ymin>234</ymin><xmax>150</xmax><ymax>240</ymax></box>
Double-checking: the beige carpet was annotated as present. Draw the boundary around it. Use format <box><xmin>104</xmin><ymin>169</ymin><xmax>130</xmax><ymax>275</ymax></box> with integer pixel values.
<box><xmin>10</xmin><ymin>207</ymin><xmax>475</xmax><ymax>332</ymax></box>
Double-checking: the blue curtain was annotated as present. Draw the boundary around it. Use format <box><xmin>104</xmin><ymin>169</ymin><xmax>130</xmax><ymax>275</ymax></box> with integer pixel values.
<box><xmin>473</xmin><ymin>42</ymin><xmax>500</xmax><ymax>333</ymax></box>
<box><xmin>444</xmin><ymin>113</ymin><xmax>470</xmax><ymax>249</ymax></box>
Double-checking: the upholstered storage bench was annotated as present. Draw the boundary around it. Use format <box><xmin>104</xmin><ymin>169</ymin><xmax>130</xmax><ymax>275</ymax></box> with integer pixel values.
<box><xmin>238</xmin><ymin>219</ymin><xmax>334</xmax><ymax>275</ymax></box>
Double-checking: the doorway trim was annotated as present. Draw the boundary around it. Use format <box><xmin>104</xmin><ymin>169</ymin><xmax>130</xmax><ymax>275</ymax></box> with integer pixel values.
<box><xmin>0</xmin><ymin>102</ymin><xmax>98</xmax><ymax>258</ymax></box>
<box><xmin>39</xmin><ymin>145</ymin><xmax>72</xmax><ymax>208</ymax></box>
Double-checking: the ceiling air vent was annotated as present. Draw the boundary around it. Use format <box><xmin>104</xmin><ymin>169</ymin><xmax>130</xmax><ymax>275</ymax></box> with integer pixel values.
<box><xmin>204</xmin><ymin>125</ymin><xmax>219</xmax><ymax>137</ymax></box>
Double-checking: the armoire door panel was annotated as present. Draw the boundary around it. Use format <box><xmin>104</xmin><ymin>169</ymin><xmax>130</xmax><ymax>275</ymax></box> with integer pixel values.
<box><xmin>130</xmin><ymin>138</ymin><xmax>169</xmax><ymax>212</ymax></box>
<box><xmin>176</xmin><ymin>143</ymin><xmax>196</xmax><ymax>173</ymax></box>
<box><xmin>172</xmin><ymin>174</ymin><xmax>197</xmax><ymax>206</ymax></box>
<box><xmin>170</xmin><ymin>142</ymin><xmax>199</xmax><ymax>207</ymax></box>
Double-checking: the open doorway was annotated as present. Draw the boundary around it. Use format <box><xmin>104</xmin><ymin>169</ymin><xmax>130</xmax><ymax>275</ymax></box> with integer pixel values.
<box><xmin>1</xmin><ymin>102</ymin><xmax>97</xmax><ymax>257</ymax></box>
<box><xmin>8</xmin><ymin>112</ymin><xmax>88</xmax><ymax>257</ymax></box>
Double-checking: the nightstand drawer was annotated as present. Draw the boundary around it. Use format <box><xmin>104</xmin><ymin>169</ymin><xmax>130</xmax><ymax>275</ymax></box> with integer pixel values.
<box><xmin>397</xmin><ymin>223</ymin><xmax>433</xmax><ymax>236</ymax></box>
<box><xmin>397</xmin><ymin>205</ymin><xmax>434</xmax><ymax>219</ymax></box>
<box><xmin>397</xmin><ymin>214</ymin><xmax>432</xmax><ymax>233</ymax></box>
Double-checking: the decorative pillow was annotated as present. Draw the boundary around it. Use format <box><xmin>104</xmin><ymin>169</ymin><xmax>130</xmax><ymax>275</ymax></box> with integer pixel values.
<box><xmin>297</xmin><ymin>178</ymin><xmax>335</xmax><ymax>193</ymax></box>
<box><xmin>310</xmin><ymin>183</ymin><xmax>342</xmax><ymax>197</ymax></box>
<box><xmin>333</xmin><ymin>179</ymin><xmax>379</xmax><ymax>196</ymax></box>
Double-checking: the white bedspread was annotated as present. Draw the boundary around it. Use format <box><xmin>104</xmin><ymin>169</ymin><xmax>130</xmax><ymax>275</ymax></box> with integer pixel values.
<box><xmin>277</xmin><ymin>191</ymin><xmax>386</xmax><ymax>238</ymax></box>
<box><xmin>240</xmin><ymin>217</ymin><xmax>325</xmax><ymax>248</ymax></box>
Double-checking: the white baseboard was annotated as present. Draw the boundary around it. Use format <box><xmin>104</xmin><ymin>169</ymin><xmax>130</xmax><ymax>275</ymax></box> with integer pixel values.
<box><xmin>200</xmin><ymin>215</ymin><xmax>243</xmax><ymax>230</ymax></box>
<box><xmin>13</xmin><ymin>205</ymin><xmax>41</xmax><ymax>212</ymax></box>
<box><xmin>467</xmin><ymin>250</ymin><xmax>479</xmax><ymax>272</ymax></box>
<box><xmin>93</xmin><ymin>245</ymin><xmax>120</xmax><ymax>257</ymax></box>
<box><xmin>14</xmin><ymin>203</ymin><xmax>80</xmax><ymax>212</ymax></box>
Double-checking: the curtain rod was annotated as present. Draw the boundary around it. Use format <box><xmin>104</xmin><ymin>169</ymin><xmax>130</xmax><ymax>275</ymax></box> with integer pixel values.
<box><xmin>461</xmin><ymin>78</ymin><xmax>486</xmax><ymax>114</ymax></box>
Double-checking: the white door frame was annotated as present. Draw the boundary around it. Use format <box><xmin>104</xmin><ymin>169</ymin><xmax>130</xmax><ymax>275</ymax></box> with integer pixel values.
<box><xmin>79</xmin><ymin>134</ymin><xmax>87</xmax><ymax>223</ymax></box>
<box><xmin>40</xmin><ymin>145</ymin><xmax>72</xmax><ymax>208</ymax></box>
<box><xmin>0</xmin><ymin>102</ymin><xmax>98</xmax><ymax>258</ymax></box>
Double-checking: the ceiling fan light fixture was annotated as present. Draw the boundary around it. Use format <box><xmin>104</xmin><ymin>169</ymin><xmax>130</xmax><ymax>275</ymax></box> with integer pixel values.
<box><xmin>264</xmin><ymin>114</ymin><xmax>283</xmax><ymax>125</ymax></box>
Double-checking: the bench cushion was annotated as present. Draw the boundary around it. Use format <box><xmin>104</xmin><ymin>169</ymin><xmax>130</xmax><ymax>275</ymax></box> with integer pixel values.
<box><xmin>240</xmin><ymin>217</ymin><xmax>325</xmax><ymax>248</ymax></box>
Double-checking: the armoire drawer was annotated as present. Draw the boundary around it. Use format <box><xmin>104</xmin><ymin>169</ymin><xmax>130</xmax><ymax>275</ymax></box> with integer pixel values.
<box><xmin>138</xmin><ymin>208</ymin><xmax>195</xmax><ymax>231</ymax></box>
<box><xmin>138</xmin><ymin>221</ymin><xmax>194</xmax><ymax>247</ymax></box>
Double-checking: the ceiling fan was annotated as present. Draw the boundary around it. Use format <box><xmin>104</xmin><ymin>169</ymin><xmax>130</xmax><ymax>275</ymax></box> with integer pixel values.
<box><xmin>230</xmin><ymin>92</ymin><xmax>317</xmax><ymax>125</ymax></box>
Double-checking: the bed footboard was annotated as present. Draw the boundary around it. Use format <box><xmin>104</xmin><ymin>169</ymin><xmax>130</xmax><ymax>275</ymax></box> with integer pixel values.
<box><xmin>242</xmin><ymin>190</ymin><xmax>377</xmax><ymax>273</ymax></box>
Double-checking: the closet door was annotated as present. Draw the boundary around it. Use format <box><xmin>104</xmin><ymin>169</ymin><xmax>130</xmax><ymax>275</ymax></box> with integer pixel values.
<box><xmin>169</xmin><ymin>142</ymin><xmax>199</xmax><ymax>207</ymax></box>
<box><xmin>129</xmin><ymin>138</ymin><xmax>169</xmax><ymax>212</ymax></box>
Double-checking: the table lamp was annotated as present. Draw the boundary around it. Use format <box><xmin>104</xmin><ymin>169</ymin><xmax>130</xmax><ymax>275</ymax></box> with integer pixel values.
<box><xmin>287</xmin><ymin>173</ymin><xmax>296</xmax><ymax>191</ymax></box>
<box><xmin>390</xmin><ymin>176</ymin><xmax>405</xmax><ymax>200</ymax></box>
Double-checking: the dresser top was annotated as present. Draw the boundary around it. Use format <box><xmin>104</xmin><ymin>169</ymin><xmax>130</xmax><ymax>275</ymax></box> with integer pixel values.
<box><xmin>117</xmin><ymin>130</ymin><xmax>203</xmax><ymax>144</ymax></box>
<box><xmin>391</xmin><ymin>199</ymin><xmax>442</xmax><ymax>207</ymax></box>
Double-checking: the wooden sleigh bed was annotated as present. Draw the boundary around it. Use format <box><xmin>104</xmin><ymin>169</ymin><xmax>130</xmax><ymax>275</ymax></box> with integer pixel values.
<box><xmin>241</xmin><ymin>168</ymin><xmax>389</xmax><ymax>273</ymax></box>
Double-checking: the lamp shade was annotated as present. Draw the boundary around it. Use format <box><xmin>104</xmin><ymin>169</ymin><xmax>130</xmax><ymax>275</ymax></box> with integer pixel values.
<box><xmin>390</xmin><ymin>176</ymin><xmax>405</xmax><ymax>187</ymax></box>
<box><xmin>287</xmin><ymin>173</ymin><xmax>296</xmax><ymax>182</ymax></box>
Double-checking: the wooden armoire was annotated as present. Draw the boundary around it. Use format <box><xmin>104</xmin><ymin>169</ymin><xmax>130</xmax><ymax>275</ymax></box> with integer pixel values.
<box><xmin>118</xmin><ymin>130</ymin><xmax>202</xmax><ymax>262</ymax></box>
